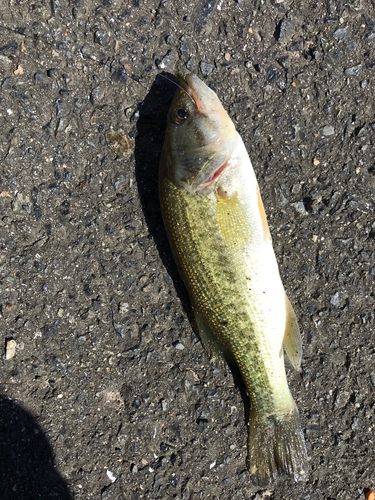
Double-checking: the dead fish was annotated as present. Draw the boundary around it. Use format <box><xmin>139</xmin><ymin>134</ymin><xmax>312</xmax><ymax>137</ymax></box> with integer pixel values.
<box><xmin>159</xmin><ymin>73</ymin><xmax>308</xmax><ymax>485</ymax></box>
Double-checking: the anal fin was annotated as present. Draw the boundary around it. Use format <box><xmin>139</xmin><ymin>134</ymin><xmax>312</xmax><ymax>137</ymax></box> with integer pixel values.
<box><xmin>283</xmin><ymin>296</ymin><xmax>302</xmax><ymax>371</ymax></box>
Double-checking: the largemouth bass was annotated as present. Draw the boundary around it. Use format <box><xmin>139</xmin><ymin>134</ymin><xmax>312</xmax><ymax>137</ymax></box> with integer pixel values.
<box><xmin>159</xmin><ymin>73</ymin><xmax>308</xmax><ymax>485</ymax></box>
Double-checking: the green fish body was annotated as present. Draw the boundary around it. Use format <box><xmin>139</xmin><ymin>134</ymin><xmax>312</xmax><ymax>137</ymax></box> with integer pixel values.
<box><xmin>159</xmin><ymin>74</ymin><xmax>308</xmax><ymax>485</ymax></box>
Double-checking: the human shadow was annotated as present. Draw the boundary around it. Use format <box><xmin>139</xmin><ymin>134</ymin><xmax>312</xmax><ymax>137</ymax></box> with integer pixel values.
<box><xmin>134</xmin><ymin>73</ymin><xmax>249</xmax><ymax>421</ymax></box>
<box><xmin>0</xmin><ymin>396</ymin><xmax>73</xmax><ymax>500</ymax></box>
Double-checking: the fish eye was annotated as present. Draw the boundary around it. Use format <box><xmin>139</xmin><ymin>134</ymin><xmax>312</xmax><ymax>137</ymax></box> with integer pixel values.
<box><xmin>177</xmin><ymin>108</ymin><xmax>187</xmax><ymax>119</ymax></box>
<box><xmin>173</xmin><ymin>107</ymin><xmax>188</xmax><ymax>124</ymax></box>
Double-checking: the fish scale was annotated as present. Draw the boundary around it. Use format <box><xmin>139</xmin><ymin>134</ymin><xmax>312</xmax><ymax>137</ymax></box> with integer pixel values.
<box><xmin>161</xmin><ymin>172</ymin><xmax>286</xmax><ymax>412</ymax></box>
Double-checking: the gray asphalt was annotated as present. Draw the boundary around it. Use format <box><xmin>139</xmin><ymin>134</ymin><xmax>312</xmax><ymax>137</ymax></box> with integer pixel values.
<box><xmin>0</xmin><ymin>0</ymin><xmax>374</xmax><ymax>498</ymax></box>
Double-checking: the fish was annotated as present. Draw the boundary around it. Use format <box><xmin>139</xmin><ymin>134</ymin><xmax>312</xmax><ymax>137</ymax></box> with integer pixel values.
<box><xmin>159</xmin><ymin>73</ymin><xmax>308</xmax><ymax>485</ymax></box>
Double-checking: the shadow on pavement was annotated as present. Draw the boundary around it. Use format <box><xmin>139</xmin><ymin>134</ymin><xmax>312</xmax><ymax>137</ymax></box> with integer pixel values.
<box><xmin>134</xmin><ymin>73</ymin><xmax>191</xmax><ymax>312</ymax></box>
<box><xmin>0</xmin><ymin>396</ymin><xmax>73</xmax><ymax>500</ymax></box>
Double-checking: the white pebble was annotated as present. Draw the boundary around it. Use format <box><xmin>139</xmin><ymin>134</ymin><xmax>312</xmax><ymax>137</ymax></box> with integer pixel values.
<box><xmin>5</xmin><ymin>339</ymin><xmax>17</xmax><ymax>360</ymax></box>
<box><xmin>106</xmin><ymin>470</ymin><xmax>116</xmax><ymax>483</ymax></box>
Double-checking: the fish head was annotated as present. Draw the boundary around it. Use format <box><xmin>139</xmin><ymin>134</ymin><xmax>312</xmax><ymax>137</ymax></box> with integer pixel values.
<box><xmin>162</xmin><ymin>74</ymin><xmax>238</xmax><ymax>193</ymax></box>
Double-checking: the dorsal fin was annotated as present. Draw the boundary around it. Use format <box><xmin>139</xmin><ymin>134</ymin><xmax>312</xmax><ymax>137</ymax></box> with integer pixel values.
<box><xmin>256</xmin><ymin>185</ymin><xmax>272</xmax><ymax>244</ymax></box>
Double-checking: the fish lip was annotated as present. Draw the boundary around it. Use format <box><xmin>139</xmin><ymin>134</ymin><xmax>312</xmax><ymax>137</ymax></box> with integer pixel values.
<box><xmin>177</xmin><ymin>74</ymin><xmax>192</xmax><ymax>93</ymax></box>
<box><xmin>177</xmin><ymin>74</ymin><xmax>201</xmax><ymax>110</ymax></box>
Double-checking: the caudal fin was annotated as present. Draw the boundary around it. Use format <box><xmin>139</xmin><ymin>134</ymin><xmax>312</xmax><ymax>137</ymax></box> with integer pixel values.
<box><xmin>246</xmin><ymin>402</ymin><xmax>308</xmax><ymax>486</ymax></box>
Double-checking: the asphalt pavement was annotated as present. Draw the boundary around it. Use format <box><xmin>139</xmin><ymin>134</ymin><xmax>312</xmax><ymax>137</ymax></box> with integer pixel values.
<box><xmin>0</xmin><ymin>0</ymin><xmax>374</xmax><ymax>498</ymax></box>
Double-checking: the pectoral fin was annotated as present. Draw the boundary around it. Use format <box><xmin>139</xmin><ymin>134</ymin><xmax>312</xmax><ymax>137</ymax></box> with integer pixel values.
<box><xmin>283</xmin><ymin>297</ymin><xmax>302</xmax><ymax>371</ymax></box>
<box><xmin>216</xmin><ymin>188</ymin><xmax>248</xmax><ymax>248</ymax></box>
<box><xmin>216</xmin><ymin>184</ymin><xmax>272</xmax><ymax>249</ymax></box>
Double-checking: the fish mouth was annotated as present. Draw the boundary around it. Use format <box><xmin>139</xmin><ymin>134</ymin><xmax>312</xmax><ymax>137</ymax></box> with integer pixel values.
<box><xmin>177</xmin><ymin>74</ymin><xmax>194</xmax><ymax>97</ymax></box>
<box><xmin>177</xmin><ymin>74</ymin><xmax>206</xmax><ymax>113</ymax></box>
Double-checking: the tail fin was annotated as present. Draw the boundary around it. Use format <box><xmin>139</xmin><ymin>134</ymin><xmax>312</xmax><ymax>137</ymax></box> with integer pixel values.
<box><xmin>246</xmin><ymin>401</ymin><xmax>308</xmax><ymax>486</ymax></box>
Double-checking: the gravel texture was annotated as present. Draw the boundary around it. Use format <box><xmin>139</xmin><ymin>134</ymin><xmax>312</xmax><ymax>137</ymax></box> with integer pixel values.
<box><xmin>0</xmin><ymin>0</ymin><xmax>375</xmax><ymax>499</ymax></box>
